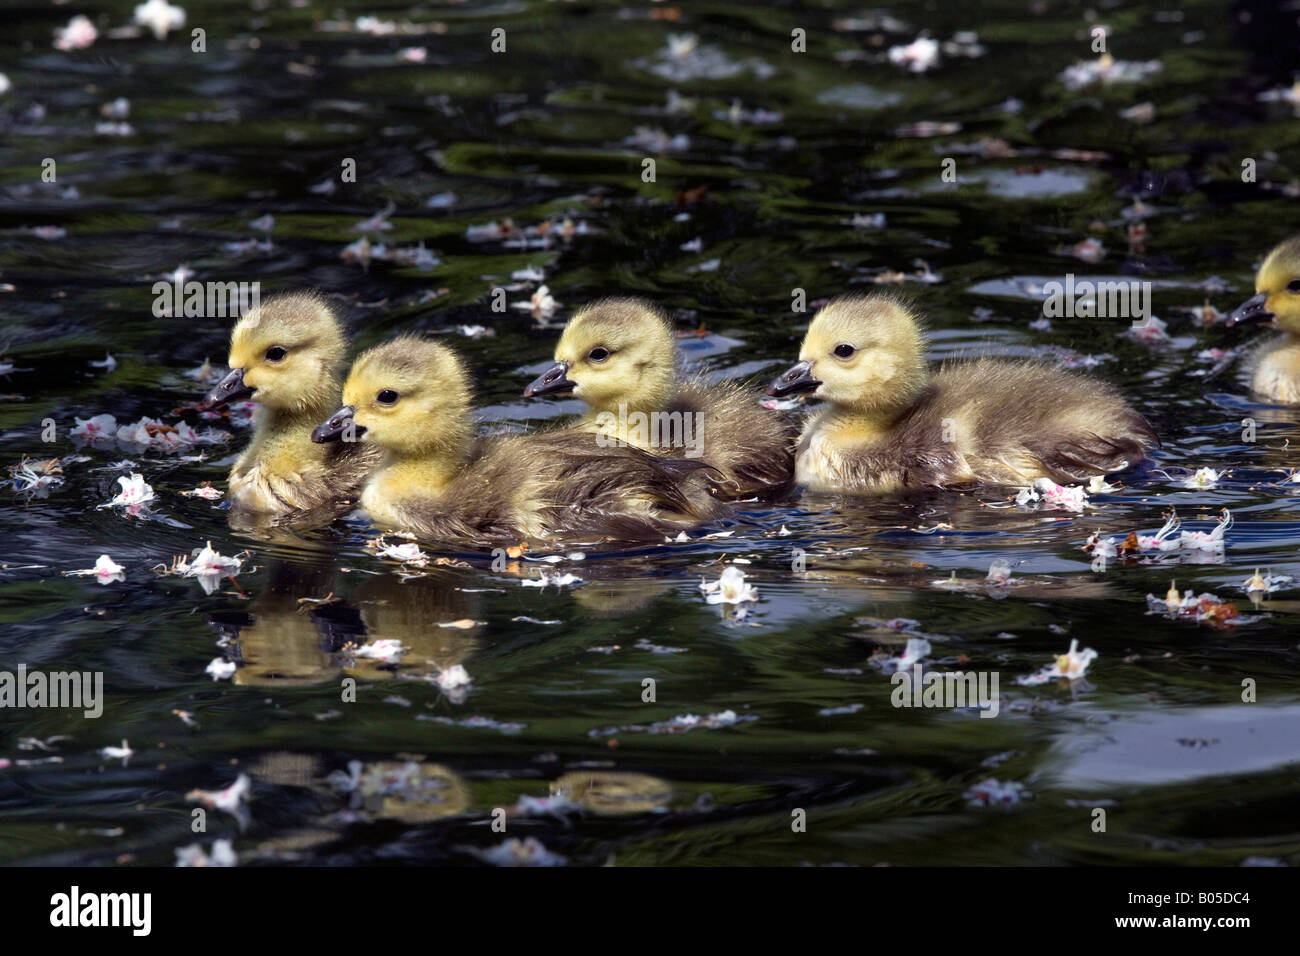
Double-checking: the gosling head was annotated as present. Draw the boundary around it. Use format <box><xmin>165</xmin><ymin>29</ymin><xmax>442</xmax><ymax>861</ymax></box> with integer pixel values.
<box><xmin>199</xmin><ymin>292</ymin><xmax>347</xmax><ymax>414</ymax></box>
<box><xmin>523</xmin><ymin>297</ymin><xmax>678</xmax><ymax>411</ymax></box>
<box><xmin>767</xmin><ymin>294</ymin><xmax>928</xmax><ymax>416</ymax></box>
<box><xmin>1229</xmin><ymin>235</ymin><xmax>1300</xmax><ymax>334</ymax></box>
<box><xmin>314</xmin><ymin>336</ymin><xmax>473</xmax><ymax>460</ymax></box>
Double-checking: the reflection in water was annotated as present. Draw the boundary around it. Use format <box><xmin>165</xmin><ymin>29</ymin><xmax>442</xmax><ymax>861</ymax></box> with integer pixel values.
<box><xmin>212</xmin><ymin>561</ymin><xmax>481</xmax><ymax>686</ymax></box>
<box><xmin>554</xmin><ymin>771</ymin><xmax>673</xmax><ymax>816</ymax></box>
<box><xmin>330</xmin><ymin>760</ymin><xmax>471</xmax><ymax>823</ymax></box>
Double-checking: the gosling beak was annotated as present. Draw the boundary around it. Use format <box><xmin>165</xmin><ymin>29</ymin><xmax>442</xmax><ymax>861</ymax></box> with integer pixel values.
<box><xmin>523</xmin><ymin>361</ymin><xmax>575</xmax><ymax>398</ymax></box>
<box><xmin>1227</xmin><ymin>292</ymin><xmax>1275</xmax><ymax>327</ymax></box>
<box><xmin>197</xmin><ymin>367</ymin><xmax>254</xmax><ymax>411</ymax></box>
<box><xmin>766</xmin><ymin>360</ymin><xmax>821</xmax><ymax>397</ymax></box>
<box><xmin>312</xmin><ymin>405</ymin><xmax>363</xmax><ymax>444</ymax></box>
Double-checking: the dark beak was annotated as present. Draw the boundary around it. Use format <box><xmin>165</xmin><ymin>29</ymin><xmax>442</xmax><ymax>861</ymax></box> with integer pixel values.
<box><xmin>1227</xmin><ymin>292</ymin><xmax>1275</xmax><ymax>327</ymax></box>
<box><xmin>766</xmin><ymin>360</ymin><xmax>821</xmax><ymax>397</ymax></box>
<box><xmin>197</xmin><ymin>367</ymin><xmax>254</xmax><ymax>411</ymax></box>
<box><xmin>312</xmin><ymin>405</ymin><xmax>363</xmax><ymax>444</ymax></box>
<box><xmin>523</xmin><ymin>361</ymin><xmax>575</xmax><ymax>398</ymax></box>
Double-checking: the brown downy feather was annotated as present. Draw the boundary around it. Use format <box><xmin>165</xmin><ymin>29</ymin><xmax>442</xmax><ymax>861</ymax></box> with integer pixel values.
<box><xmin>384</xmin><ymin>431</ymin><xmax>728</xmax><ymax>544</ymax></box>
<box><xmin>670</xmin><ymin>376</ymin><xmax>798</xmax><ymax>498</ymax></box>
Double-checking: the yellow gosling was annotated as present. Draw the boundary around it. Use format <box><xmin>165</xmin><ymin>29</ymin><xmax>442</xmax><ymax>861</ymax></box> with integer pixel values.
<box><xmin>524</xmin><ymin>297</ymin><xmax>796</xmax><ymax>497</ymax></box>
<box><xmin>315</xmin><ymin>336</ymin><xmax>728</xmax><ymax>543</ymax></box>
<box><xmin>1228</xmin><ymin>235</ymin><xmax>1300</xmax><ymax>404</ymax></box>
<box><xmin>766</xmin><ymin>293</ymin><xmax>1159</xmax><ymax>494</ymax></box>
<box><xmin>198</xmin><ymin>291</ymin><xmax>378</xmax><ymax>515</ymax></box>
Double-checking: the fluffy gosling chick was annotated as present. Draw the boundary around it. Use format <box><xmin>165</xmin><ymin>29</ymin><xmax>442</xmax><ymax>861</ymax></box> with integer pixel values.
<box><xmin>314</xmin><ymin>336</ymin><xmax>726</xmax><ymax>543</ymax></box>
<box><xmin>198</xmin><ymin>292</ymin><xmax>378</xmax><ymax>515</ymax></box>
<box><xmin>766</xmin><ymin>293</ymin><xmax>1158</xmax><ymax>493</ymax></box>
<box><xmin>523</xmin><ymin>297</ymin><xmax>796</xmax><ymax>497</ymax></box>
<box><xmin>1228</xmin><ymin>235</ymin><xmax>1300</xmax><ymax>404</ymax></box>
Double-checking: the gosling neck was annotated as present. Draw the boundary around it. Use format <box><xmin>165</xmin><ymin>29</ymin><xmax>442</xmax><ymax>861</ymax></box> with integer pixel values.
<box><xmin>251</xmin><ymin>386</ymin><xmax>342</xmax><ymax>460</ymax></box>
<box><xmin>372</xmin><ymin>417</ymin><xmax>474</xmax><ymax>497</ymax></box>
<box><xmin>581</xmin><ymin>372</ymin><xmax>678</xmax><ymax>442</ymax></box>
<box><xmin>831</xmin><ymin>384</ymin><xmax>926</xmax><ymax>432</ymax></box>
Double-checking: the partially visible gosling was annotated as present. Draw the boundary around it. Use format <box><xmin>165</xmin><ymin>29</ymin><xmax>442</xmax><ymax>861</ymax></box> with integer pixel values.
<box><xmin>766</xmin><ymin>293</ymin><xmax>1159</xmax><ymax>494</ymax></box>
<box><xmin>314</xmin><ymin>336</ymin><xmax>727</xmax><ymax>543</ymax></box>
<box><xmin>1228</xmin><ymin>235</ymin><xmax>1300</xmax><ymax>404</ymax></box>
<box><xmin>197</xmin><ymin>292</ymin><xmax>378</xmax><ymax>515</ymax></box>
<box><xmin>523</xmin><ymin>297</ymin><xmax>796</xmax><ymax>497</ymax></box>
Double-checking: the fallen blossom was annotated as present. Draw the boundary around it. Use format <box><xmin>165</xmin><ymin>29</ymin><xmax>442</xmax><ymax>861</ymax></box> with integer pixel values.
<box><xmin>178</xmin><ymin>543</ymin><xmax>243</xmax><ymax>589</ymax></box>
<box><xmin>1082</xmin><ymin>531</ymin><xmax>1118</xmax><ymax>559</ymax></box>
<box><xmin>1059</xmin><ymin>53</ymin><xmax>1162</xmax><ymax>91</ymax></box>
<box><xmin>1243</xmin><ymin>568</ymin><xmax>1293</xmax><ymax>594</ymax></box>
<box><xmin>888</xmin><ymin>36</ymin><xmax>940</xmax><ymax>73</ymax></box>
<box><xmin>54</xmin><ymin>15</ymin><xmax>98</xmax><ymax>51</ymax></box>
<box><xmin>134</xmin><ymin>0</ymin><xmax>186</xmax><ymax>40</ymax></box>
<box><xmin>470</xmin><ymin>837</ymin><xmax>565</xmax><ymax>867</ymax></box>
<box><xmin>99</xmin><ymin>739</ymin><xmax>133</xmax><ymax>764</ymax></box>
<box><xmin>66</xmin><ymin>555</ymin><xmax>126</xmax><ymax>585</ymax></box>
<box><xmin>181</xmin><ymin>484</ymin><xmax>223</xmax><ymax>500</ymax></box>
<box><xmin>1137</xmin><ymin>513</ymin><xmax>1182</xmax><ymax>552</ymax></box>
<box><xmin>186</xmin><ymin>774</ymin><xmax>251</xmax><ymax>830</ymax></box>
<box><xmin>699</xmin><ymin>566</ymin><xmax>758</xmax><ymax>605</ymax></box>
<box><xmin>205</xmin><ymin>658</ymin><xmax>236</xmax><ymax>681</ymax></box>
<box><xmin>436</xmin><ymin>664</ymin><xmax>472</xmax><ymax>691</ymax></box>
<box><xmin>9</xmin><ymin>457</ymin><xmax>65</xmax><ymax>495</ymax></box>
<box><xmin>353</xmin><ymin>639</ymin><xmax>405</xmax><ymax>663</ymax></box>
<box><xmin>512</xmin><ymin>284</ymin><xmax>560</xmax><ymax>321</ymax></box>
<box><xmin>1018</xmin><ymin>639</ymin><xmax>1097</xmax><ymax>686</ymax></box>
<box><xmin>1146</xmin><ymin>588</ymin><xmax>1246</xmax><ymax>628</ymax></box>
<box><xmin>374</xmin><ymin>540</ymin><xmax>429</xmax><ymax>566</ymax></box>
<box><xmin>931</xmin><ymin>570</ymin><xmax>970</xmax><ymax>591</ymax></box>
<box><xmin>1127</xmin><ymin>316</ymin><xmax>1170</xmax><ymax>344</ymax></box>
<box><xmin>105</xmin><ymin>473</ymin><xmax>155</xmax><ymax>509</ymax></box>
<box><xmin>521</xmin><ymin>569</ymin><xmax>583</xmax><ymax>589</ymax></box>
<box><xmin>1181</xmin><ymin>467</ymin><xmax>1223</xmax><ymax>490</ymax></box>
<box><xmin>70</xmin><ymin>414</ymin><xmax>117</xmax><ymax>442</ymax></box>
<box><xmin>875</xmin><ymin>638</ymin><xmax>932</xmax><ymax>674</ymax></box>
<box><xmin>508</xmin><ymin>793</ymin><xmax>582</xmax><ymax>820</ymax></box>
<box><xmin>1180</xmin><ymin>509</ymin><xmax>1232</xmax><ymax>552</ymax></box>
<box><xmin>963</xmin><ymin>778</ymin><xmax>1029</xmax><ymax>807</ymax></box>
<box><xmin>986</xmin><ymin>559</ymin><xmax>1013</xmax><ymax>585</ymax></box>
<box><xmin>174</xmin><ymin>839</ymin><xmax>236</xmax><ymax>867</ymax></box>
<box><xmin>355</xmin><ymin>201</ymin><xmax>396</xmax><ymax>233</ymax></box>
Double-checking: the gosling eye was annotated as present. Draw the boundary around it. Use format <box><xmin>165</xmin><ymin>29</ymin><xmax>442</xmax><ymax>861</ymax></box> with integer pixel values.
<box><xmin>833</xmin><ymin>343</ymin><xmax>856</xmax><ymax>359</ymax></box>
<box><xmin>376</xmin><ymin>389</ymin><xmax>399</xmax><ymax>406</ymax></box>
<box><xmin>588</xmin><ymin>346</ymin><xmax>610</xmax><ymax>363</ymax></box>
<box><xmin>1287</xmin><ymin>279</ymin><xmax>1300</xmax><ymax>293</ymax></box>
<box><xmin>265</xmin><ymin>345</ymin><xmax>288</xmax><ymax>362</ymax></box>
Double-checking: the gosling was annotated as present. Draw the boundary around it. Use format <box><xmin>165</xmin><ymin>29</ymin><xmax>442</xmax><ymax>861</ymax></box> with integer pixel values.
<box><xmin>766</xmin><ymin>293</ymin><xmax>1159</xmax><ymax>494</ymax></box>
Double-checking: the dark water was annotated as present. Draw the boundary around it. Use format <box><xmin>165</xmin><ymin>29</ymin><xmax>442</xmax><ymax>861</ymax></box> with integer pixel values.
<box><xmin>2</xmin><ymin>0</ymin><xmax>1299</xmax><ymax>866</ymax></box>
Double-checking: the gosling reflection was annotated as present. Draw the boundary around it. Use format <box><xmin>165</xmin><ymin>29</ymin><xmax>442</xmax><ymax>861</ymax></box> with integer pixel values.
<box><xmin>208</xmin><ymin>560</ymin><xmax>481</xmax><ymax>687</ymax></box>
<box><xmin>328</xmin><ymin>760</ymin><xmax>471</xmax><ymax>823</ymax></box>
<box><xmin>353</xmin><ymin>572</ymin><xmax>482</xmax><ymax>683</ymax></box>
